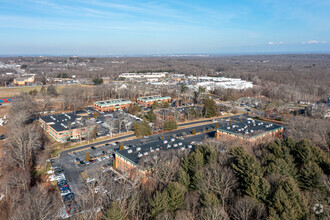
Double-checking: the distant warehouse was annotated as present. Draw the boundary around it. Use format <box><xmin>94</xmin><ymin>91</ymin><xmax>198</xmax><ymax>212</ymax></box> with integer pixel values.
<box><xmin>94</xmin><ymin>99</ymin><xmax>132</xmax><ymax>112</ymax></box>
<box><xmin>137</xmin><ymin>95</ymin><xmax>171</xmax><ymax>107</ymax></box>
<box><xmin>39</xmin><ymin>112</ymin><xmax>95</xmax><ymax>143</ymax></box>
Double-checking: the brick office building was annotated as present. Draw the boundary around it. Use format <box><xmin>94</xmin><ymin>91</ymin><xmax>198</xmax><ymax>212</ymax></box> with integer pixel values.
<box><xmin>94</xmin><ymin>99</ymin><xmax>132</xmax><ymax>112</ymax></box>
<box><xmin>137</xmin><ymin>95</ymin><xmax>171</xmax><ymax>107</ymax></box>
<box><xmin>39</xmin><ymin>112</ymin><xmax>95</xmax><ymax>143</ymax></box>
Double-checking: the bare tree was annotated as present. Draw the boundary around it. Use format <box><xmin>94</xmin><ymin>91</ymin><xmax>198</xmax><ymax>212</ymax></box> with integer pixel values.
<box><xmin>6</xmin><ymin>123</ymin><xmax>41</xmax><ymax>171</ymax></box>
<box><xmin>199</xmin><ymin>163</ymin><xmax>238</xmax><ymax>207</ymax></box>
<box><xmin>201</xmin><ymin>206</ymin><xmax>230</xmax><ymax>220</ymax></box>
<box><xmin>10</xmin><ymin>186</ymin><xmax>61</xmax><ymax>220</ymax></box>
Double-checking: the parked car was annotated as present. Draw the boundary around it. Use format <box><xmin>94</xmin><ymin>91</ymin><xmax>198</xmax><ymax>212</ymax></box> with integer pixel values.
<box><xmin>75</xmin><ymin>158</ymin><xmax>80</xmax><ymax>162</ymax></box>
<box><xmin>61</xmin><ymin>190</ymin><xmax>71</xmax><ymax>196</ymax></box>
<box><xmin>91</xmin><ymin>146</ymin><xmax>96</xmax><ymax>150</ymax></box>
<box><xmin>57</xmin><ymin>181</ymin><xmax>67</xmax><ymax>187</ymax></box>
<box><xmin>63</xmin><ymin>193</ymin><xmax>74</xmax><ymax>201</ymax></box>
<box><xmin>79</xmin><ymin>161</ymin><xmax>85</xmax><ymax>165</ymax></box>
<box><xmin>60</xmin><ymin>186</ymin><xmax>70</xmax><ymax>191</ymax></box>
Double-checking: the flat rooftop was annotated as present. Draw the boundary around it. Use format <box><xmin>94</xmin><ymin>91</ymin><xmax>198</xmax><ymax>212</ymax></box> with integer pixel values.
<box><xmin>94</xmin><ymin>99</ymin><xmax>132</xmax><ymax>107</ymax></box>
<box><xmin>40</xmin><ymin>110</ymin><xmax>89</xmax><ymax>132</ymax></box>
<box><xmin>137</xmin><ymin>95</ymin><xmax>171</xmax><ymax>102</ymax></box>
<box><xmin>116</xmin><ymin>139</ymin><xmax>194</xmax><ymax>165</ymax></box>
<box><xmin>217</xmin><ymin>115</ymin><xmax>283</xmax><ymax>139</ymax></box>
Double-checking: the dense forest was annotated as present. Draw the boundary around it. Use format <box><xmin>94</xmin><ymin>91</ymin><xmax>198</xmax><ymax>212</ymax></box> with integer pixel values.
<box><xmin>103</xmin><ymin>138</ymin><xmax>330</xmax><ymax>220</ymax></box>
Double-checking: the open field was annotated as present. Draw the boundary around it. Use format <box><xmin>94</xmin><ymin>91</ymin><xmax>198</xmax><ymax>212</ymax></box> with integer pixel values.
<box><xmin>0</xmin><ymin>84</ymin><xmax>95</xmax><ymax>98</ymax></box>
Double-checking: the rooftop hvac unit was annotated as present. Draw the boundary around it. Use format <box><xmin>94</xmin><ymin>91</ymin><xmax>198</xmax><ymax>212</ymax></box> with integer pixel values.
<box><xmin>144</xmin><ymin>152</ymin><xmax>149</xmax><ymax>156</ymax></box>
<box><xmin>138</xmin><ymin>153</ymin><xmax>143</xmax><ymax>158</ymax></box>
<box><xmin>180</xmin><ymin>147</ymin><xmax>185</xmax><ymax>151</ymax></box>
<box><xmin>173</xmin><ymin>144</ymin><xmax>178</xmax><ymax>147</ymax></box>
<box><xmin>178</xmin><ymin>142</ymin><xmax>183</xmax><ymax>146</ymax></box>
<box><xmin>156</xmin><ymin>148</ymin><xmax>160</xmax><ymax>151</ymax></box>
<box><xmin>136</xmin><ymin>147</ymin><xmax>141</xmax><ymax>152</ymax></box>
<box><xmin>163</xmin><ymin>140</ymin><xmax>168</xmax><ymax>144</ymax></box>
<box><xmin>167</xmin><ymin>144</ymin><xmax>171</xmax><ymax>148</ymax></box>
<box><xmin>188</xmin><ymin>145</ymin><xmax>192</xmax><ymax>149</ymax></box>
<box><xmin>127</xmin><ymin>149</ymin><xmax>133</xmax><ymax>154</ymax></box>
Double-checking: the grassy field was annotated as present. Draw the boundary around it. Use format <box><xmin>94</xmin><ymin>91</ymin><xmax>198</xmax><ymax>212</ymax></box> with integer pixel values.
<box><xmin>0</xmin><ymin>84</ymin><xmax>95</xmax><ymax>98</ymax></box>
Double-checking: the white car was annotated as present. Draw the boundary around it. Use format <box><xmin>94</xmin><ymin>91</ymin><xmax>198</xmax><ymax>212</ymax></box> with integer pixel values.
<box><xmin>61</xmin><ymin>190</ymin><xmax>71</xmax><ymax>196</ymax></box>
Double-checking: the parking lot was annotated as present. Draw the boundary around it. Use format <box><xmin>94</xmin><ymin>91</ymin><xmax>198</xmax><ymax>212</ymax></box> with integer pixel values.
<box><xmin>49</xmin><ymin>114</ymin><xmax>244</xmax><ymax>217</ymax></box>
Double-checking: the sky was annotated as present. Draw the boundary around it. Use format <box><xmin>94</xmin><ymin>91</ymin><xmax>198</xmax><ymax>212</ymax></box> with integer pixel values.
<box><xmin>0</xmin><ymin>0</ymin><xmax>329</xmax><ymax>56</ymax></box>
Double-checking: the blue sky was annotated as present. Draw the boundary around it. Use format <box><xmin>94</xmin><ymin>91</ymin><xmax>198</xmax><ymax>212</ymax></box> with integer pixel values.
<box><xmin>0</xmin><ymin>0</ymin><xmax>329</xmax><ymax>55</ymax></box>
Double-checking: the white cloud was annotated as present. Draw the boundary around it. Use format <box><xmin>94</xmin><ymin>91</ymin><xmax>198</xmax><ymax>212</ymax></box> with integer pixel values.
<box><xmin>301</xmin><ymin>40</ymin><xmax>327</xmax><ymax>44</ymax></box>
<box><xmin>307</xmin><ymin>40</ymin><xmax>319</xmax><ymax>44</ymax></box>
<box><xmin>268</xmin><ymin>41</ymin><xmax>284</xmax><ymax>45</ymax></box>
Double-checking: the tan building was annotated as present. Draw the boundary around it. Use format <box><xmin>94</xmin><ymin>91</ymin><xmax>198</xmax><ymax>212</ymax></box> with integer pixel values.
<box><xmin>13</xmin><ymin>75</ymin><xmax>35</xmax><ymax>86</ymax></box>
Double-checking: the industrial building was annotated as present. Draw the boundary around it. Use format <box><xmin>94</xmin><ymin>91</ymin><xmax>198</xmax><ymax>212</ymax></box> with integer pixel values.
<box><xmin>137</xmin><ymin>95</ymin><xmax>171</xmax><ymax>107</ymax></box>
<box><xmin>13</xmin><ymin>75</ymin><xmax>35</xmax><ymax>86</ymax></box>
<box><xmin>94</xmin><ymin>99</ymin><xmax>132</xmax><ymax>112</ymax></box>
<box><xmin>115</xmin><ymin>139</ymin><xmax>194</xmax><ymax>179</ymax></box>
<box><xmin>215</xmin><ymin>116</ymin><xmax>283</xmax><ymax>143</ymax></box>
<box><xmin>119</xmin><ymin>72</ymin><xmax>167</xmax><ymax>79</ymax></box>
<box><xmin>187</xmin><ymin>75</ymin><xmax>253</xmax><ymax>90</ymax></box>
<box><xmin>39</xmin><ymin>112</ymin><xmax>95</xmax><ymax>143</ymax></box>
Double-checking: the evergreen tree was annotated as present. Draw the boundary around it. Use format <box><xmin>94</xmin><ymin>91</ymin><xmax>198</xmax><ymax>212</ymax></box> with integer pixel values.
<box><xmin>47</xmin><ymin>85</ymin><xmax>57</xmax><ymax>96</ymax></box>
<box><xmin>201</xmin><ymin>192</ymin><xmax>220</xmax><ymax>207</ymax></box>
<box><xmin>164</xmin><ymin>119</ymin><xmax>178</xmax><ymax>131</ymax></box>
<box><xmin>264</xmin><ymin>156</ymin><xmax>297</xmax><ymax>178</ymax></box>
<box><xmin>178</xmin><ymin>168</ymin><xmax>190</xmax><ymax>190</ymax></box>
<box><xmin>188</xmin><ymin>150</ymin><xmax>204</xmax><ymax>172</ymax></box>
<box><xmin>268</xmin><ymin>177</ymin><xmax>308</xmax><ymax>220</ymax></box>
<box><xmin>146</xmin><ymin>109</ymin><xmax>157</xmax><ymax>122</ymax></box>
<box><xmin>119</xmin><ymin>143</ymin><xmax>124</xmax><ymax>151</ymax></box>
<box><xmin>191</xmin><ymin>169</ymin><xmax>203</xmax><ymax>190</ymax></box>
<box><xmin>92</xmin><ymin>126</ymin><xmax>98</xmax><ymax>139</ymax></box>
<box><xmin>285</xmin><ymin>137</ymin><xmax>296</xmax><ymax>150</ymax></box>
<box><xmin>166</xmin><ymin>182</ymin><xmax>186</xmax><ymax>212</ymax></box>
<box><xmin>198</xmin><ymin>145</ymin><xmax>217</xmax><ymax>164</ymax></box>
<box><xmin>150</xmin><ymin>190</ymin><xmax>168</xmax><ymax>218</ymax></box>
<box><xmin>161</xmin><ymin>101</ymin><xmax>170</xmax><ymax>108</ymax></box>
<box><xmin>151</xmin><ymin>101</ymin><xmax>159</xmax><ymax>109</ymax></box>
<box><xmin>105</xmin><ymin>201</ymin><xmax>125</xmax><ymax>220</ymax></box>
<box><xmin>298</xmin><ymin>161</ymin><xmax>323</xmax><ymax>190</ymax></box>
<box><xmin>133</xmin><ymin>121</ymin><xmax>152</xmax><ymax>137</ymax></box>
<box><xmin>311</xmin><ymin>144</ymin><xmax>330</xmax><ymax>175</ymax></box>
<box><xmin>202</xmin><ymin>97</ymin><xmax>217</xmax><ymax>118</ymax></box>
<box><xmin>292</xmin><ymin>139</ymin><xmax>314</xmax><ymax>165</ymax></box>
<box><xmin>230</xmin><ymin>147</ymin><xmax>270</xmax><ymax>201</ymax></box>
<box><xmin>85</xmin><ymin>151</ymin><xmax>91</xmax><ymax>161</ymax></box>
